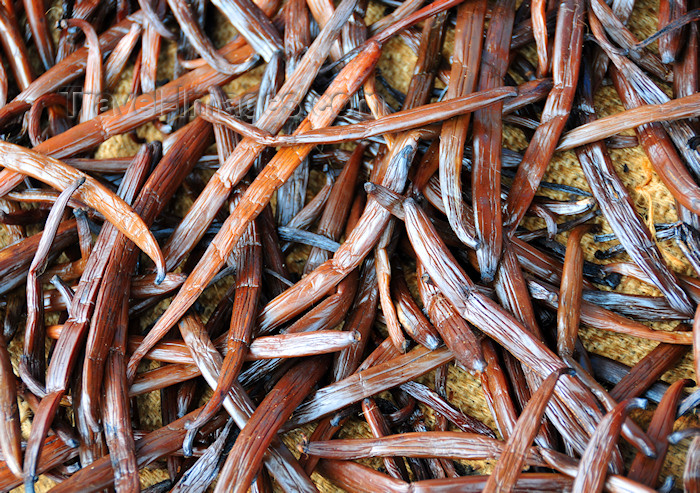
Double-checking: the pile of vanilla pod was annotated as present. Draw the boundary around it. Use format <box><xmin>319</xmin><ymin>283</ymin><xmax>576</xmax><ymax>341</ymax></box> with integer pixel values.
<box><xmin>0</xmin><ymin>0</ymin><xmax>699</xmax><ymax>491</ymax></box>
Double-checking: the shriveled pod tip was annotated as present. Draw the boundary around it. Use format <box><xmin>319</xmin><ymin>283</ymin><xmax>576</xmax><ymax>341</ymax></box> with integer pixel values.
<box><xmin>669</xmin><ymin>427</ymin><xmax>700</xmax><ymax>444</ymax></box>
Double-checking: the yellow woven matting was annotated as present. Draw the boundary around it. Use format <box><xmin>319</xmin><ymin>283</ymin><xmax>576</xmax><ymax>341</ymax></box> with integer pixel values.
<box><xmin>2</xmin><ymin>0</ymin><xmax>698</xmax><ymax>490</ymax></box>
